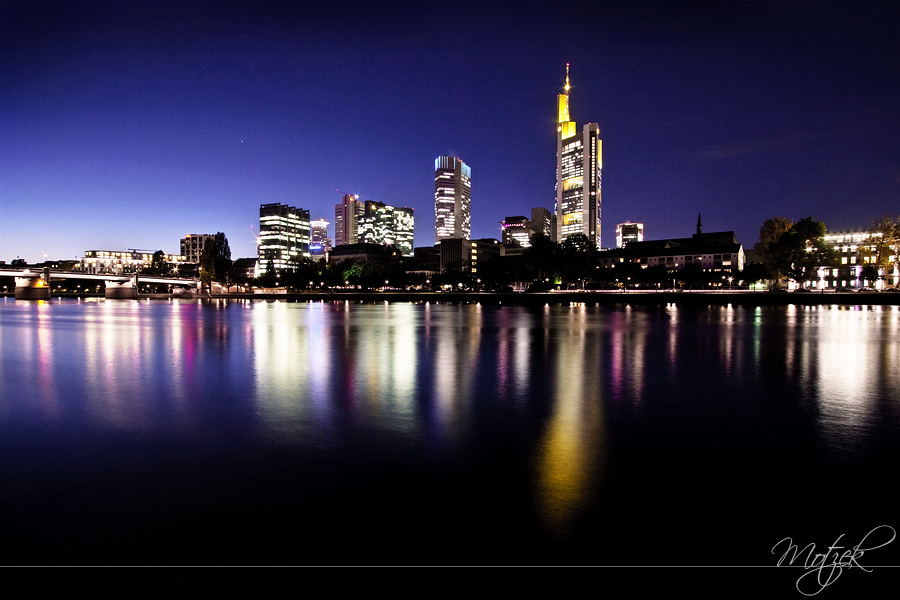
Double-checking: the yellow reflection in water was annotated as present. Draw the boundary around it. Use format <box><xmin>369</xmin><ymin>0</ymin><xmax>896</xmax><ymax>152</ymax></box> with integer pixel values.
<box><xmin>535</xmin><ymin>306</ymin><xmax>606</xmax><ymax>536</ymax></box>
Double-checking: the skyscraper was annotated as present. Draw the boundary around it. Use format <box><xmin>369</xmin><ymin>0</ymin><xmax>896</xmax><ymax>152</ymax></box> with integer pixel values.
<box><xmin>501</xmin><ymin>216</ymin><xmax>531</xmax><ymax>247</ymax></box>
<box><xmin>310</xmin><ymin>218</ymin><xmax>331</xmax><ymax>255</ymax></box>
<box><xmin>556</xmin><ymin>64</ymin><xmax>602</xmax><ymax>248</ymax></box>
<box><xmin>616</xmin><ymin>222</ymin><xmax>644</xmax><ymax>248</ymax></box>
<box><xmin>258</xmin><ymin>203</ymin><xmax>310</xmax><ymax>274</ymax></box>
<box><xmin>616</xmin><ymin>221</ymin><xmax>644</xmax><ymax>248</ymax></box>
<box><xmin>336</xmin><ymin>197</ymin><xmax>415</xmax><ymax>256</ymax></box>
<box><xmin>334</xmin><ymin>194</ymin><xmax>362</xmax><ymax>247</ymax></box>
<box><xmin>531</xmin><ymin>207</ymin><xmax>553</xmax><ymax>240</ymax></box>
<box><xmin>434</xmin><ymin>156</ymin><xmax>471</xmax><ymax>242</ymax></box>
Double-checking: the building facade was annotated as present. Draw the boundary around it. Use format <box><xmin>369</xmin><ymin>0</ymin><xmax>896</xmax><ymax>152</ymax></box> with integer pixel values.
<box><xmin>501</xmin><ymin>216</ymin><xmax>532</xmax><ymax>247</ymax></box>
<box><xmin>434</xmin><ymin>156</ymin><xmax>471</xmax><ymax>242</ymax></box>
<box><xmin>616</xmin><ymin>222</ymin><xmax>644</xmax><ymax>248</ymax></box>
<box><xmin>531</xmin><ymin>207</ymin><xmax>553</xmax><ymax>240</ymax></box>
<box><xmin>555</xmin><ymin>64</ymin><xmax>602</xmax><ymax>248</ymax></box>
<box><xmin>598</xmin><ymin>231</ymin><xmax>745</xmax><ymax>275</ymax></box>
<box><xmin>310</xmin><ymin>218</ymin><xmax>331</xmax><ymax>256</ymax></box>
<box><xmin>258</xmin><ymin>203</ymin><xmax>311</xmax><ymax>275</ymax></box>
<box><xmin>334</xmin><ymin>194</ymin><xmax>362</xmax><ymax>247</ymax></box>
<box><xmin>180</xmin><ymin>232</ymin><xmax>229</xmax><ymax>263</ymax></box>
<box><xmin>78</xmin><ymin>250</ymin><xmax>188</xmax><ymax>274</ymax></box>
<box><xmin>816</xmin><ymin>231</ymin><xmax>898</xmax><ymax>289</ymax></box>
<box><xmin>181</xmin><ymin>234</ymin><xmax>213</xmax><ymax>263</ymax></box>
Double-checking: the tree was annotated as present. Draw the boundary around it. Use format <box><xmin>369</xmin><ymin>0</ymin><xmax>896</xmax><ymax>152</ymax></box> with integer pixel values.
<box><xmin>754</xmin><ymin>217</ymin><xmax>793</xmax><ymax>283</ymax></box>
<box><xmin>199</xmin><ymin>243</ymin><xmax>215</xmax><ymax>291</ymax></box>
<box><xmin>147</xmin><ymin>250</ymin><xmax>169</xmax><ymax>276</ymax></box>
<box><xmin>860</xmin><ymin>264</ymin><xmax>880</xmax><ymax>285</ymax></box>
<box><xmin>863</xmin><ymin>215</ymin><xmax>899</xmax><ymax>276</ymax></box>
<box><xmin>199</xmin><ymin>234</ymin><xmax>233</xmax><ymax>287</ymax></box>
<box><xmin>754</xmin><ymin>216</ymin><xmax>834</xmax><ymax>285</ymax></box>
<box><xmin>783</xmin><ymin>217</ymin><xmax>836</xmax><ymax>283</ymax></box>
<box><xmin>523</xmin><ymin>234</ymin><xmax>560</xmax><ymax>286</ymax></box>
<box><xmin>559</xmin><ymin>233</ymin><xmax>597</xmax><ymax>288</ymax></box>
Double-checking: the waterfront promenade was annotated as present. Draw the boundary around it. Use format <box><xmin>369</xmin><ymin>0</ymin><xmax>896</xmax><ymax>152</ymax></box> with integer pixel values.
<box><xmin>210</xmin><ymin>289</ymin><xmax>900</xmax><ymax>306</ymax></box>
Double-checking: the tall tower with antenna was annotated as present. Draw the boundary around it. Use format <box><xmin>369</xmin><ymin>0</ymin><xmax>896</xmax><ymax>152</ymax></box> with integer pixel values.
<box><xmin>555</xmin><ymin>63</ymin><xmax>602</xmax><ymax>248</ymax></box>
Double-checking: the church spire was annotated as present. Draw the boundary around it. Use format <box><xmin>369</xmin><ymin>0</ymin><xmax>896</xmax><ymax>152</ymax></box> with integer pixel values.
<box><xmin>696</xmin><ymin>213</ymin><xmax>703</xmax><ymax>235</ymax></box>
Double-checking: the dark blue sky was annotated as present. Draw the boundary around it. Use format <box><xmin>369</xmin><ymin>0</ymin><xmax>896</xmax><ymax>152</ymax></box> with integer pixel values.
<box><xmin>2</xmin><ymin>1</ymin><xmax>899</xmax><ymax>261</ymax></box>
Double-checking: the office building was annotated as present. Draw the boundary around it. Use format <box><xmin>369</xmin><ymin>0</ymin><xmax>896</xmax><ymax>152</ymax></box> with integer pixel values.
<box><xmin>434</xmin><ymin>156</ymin><xmax>471</xmax><ymax>242</ymax></box>
<box><xmin>440</xmin><ymin>238</ymin><xmax>501</xmax><ymax>274</ymax></box>
<box><xmin>180</xmin><ymin>232</ymin><xmax>229</xmax><ymax>263</ymax></box>
<box><xmin>258</xmin><ymin>203</ymin><xmax>311</xmax><ymax>274</ymax></box>
<box><xmin>78</xmin><ymin>250</ymin><xmax>188</xmax><ymax>274</ymax></box>
<box><xmin>531</xmin><ymin>207</ymin><xmax>553</xmax><ymax>240</ymax></box>
<box><xmin>342</xmin><ymin>200</ymin><xmax>416</xmax><ymax>257</ymax></box>
<box><xmin>616</xmin><ymin>222</ymin><xmax>644</xmax><ymax>248</ymax></box>
<box><xmin>501</xmin><ymin>216</ymin><xmax>532</xmax><ymax>247</ymax></box>
<box><xmin>310</xmin><ymin>219</ymin><xmax>331</xmax><ymax>256</ymax></box>
<box><xmin>334</xmin><ymin>194</ymin><xmax>363</xmax><ymax>247</ymax></box>
<box><xmin>392</xmin><ymin>206</ymin><xmax>415</xmax><ymax>256</ymax></box>
<box><xmin>819</xmin><ymin>231</ymin><xmax>898</xmax><ymax>289</ymax></box>
<box><xmin>555</xmin><ymin>64</ymin><xmax>602</xmax><ymax>248</ymax></box>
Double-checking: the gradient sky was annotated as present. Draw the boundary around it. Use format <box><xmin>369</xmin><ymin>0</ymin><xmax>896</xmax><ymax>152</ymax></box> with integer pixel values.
<box><xmin>2</xmin><ymin>1</ymin><xmax>899</xmax><ymax>262</ymax></box>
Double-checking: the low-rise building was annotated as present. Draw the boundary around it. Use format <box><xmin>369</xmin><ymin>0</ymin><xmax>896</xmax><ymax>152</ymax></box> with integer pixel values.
<box><xmin>77</xmin><ymin>250</ymin><xmax>188</xmax><ymax>274</ymax></box>
<box><xmin>815</xmin><ymin>231</ymin><xmax>898</xmax><ymax>289</ymax></box>
<box><xmin>598</xmin><ymin>230</ymin><xmax>745</xmax><ymax>275</ymax></box>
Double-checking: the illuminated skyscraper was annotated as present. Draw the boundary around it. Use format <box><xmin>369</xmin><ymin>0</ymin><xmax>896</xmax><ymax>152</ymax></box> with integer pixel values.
<box><xmin>310</xmin><ymin>218</ymin><xmax>331</xmax><ymax>255</ymax></box>
<box><xmin>258</xmin><ymin>203</ymin><xmax>310</xmax><ymax>274</ymax></box>
<box><xmin>334</xmin><ymin>194</ymin><xmax>363</xmax><ymax>247</ymax></box>
<box><xmin>358</xmin><ymin>201</ymin><xmax>415</xmax><ymax>256</ymax></box>
<box><xmin>434</xmin><ymin>156</ymin><xmax>471</xmax><ymax>242</ymax></box>
<box><xmin>501</xmin><ymin>216</ymin><xmax>531</xmax><ymax>247</ymax></box>
<box><xmin>556</xmin><ymin>64</ymin><xmax>602</xmax><ymax>248</ymax></box>
<box><xmin>616</xmin><ymin>222</ymin><xmax>644</xmax><ymax>248</ymax></box>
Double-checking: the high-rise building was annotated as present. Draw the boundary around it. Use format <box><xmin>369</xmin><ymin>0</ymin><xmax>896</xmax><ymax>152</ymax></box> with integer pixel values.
<box><xmin>531</xmin><ymin>207</ymin><xmax>553</xmax><ymax>240</ymax></box>
<box><xmin>393</xmin><ymin>206</ymin><xmax>415</xmax><ymax>257</ymax></box>
<box><xmin>616</xmin><ymin>222</ymin><xmax>644</xmax><ymax>248</ymax></box>
<box><xmin>434</xmin><ymin>156</ymin><xmax>471</xmax><ymax>242</ymax></box>
<box><xmin>258</xmin><ymin>203</ymin><xmax>310</xmax><ymax>274</ymax></box>
<box><xmin>310</xmin><ymin>218</ymin><xmax>331</xmax><ymax>255</ymax></box>
<box><xmin>334</xmin><ymin>194</ymin><xmax>364</xmax><ymax>247</ymax></box>
<box><xmin>501</xmin><ymin>216</ymin><xmax>531</xmax><ymax>247</ymax></box>
<box><xmin>357</xmin><ymin>201</ymin><xmax>415</xmax><ymax>256</ymax></box>
<box><xmin>555</xmin><ymin>64</ymin><xmax>602</xmax><ymax>248</ymax></box>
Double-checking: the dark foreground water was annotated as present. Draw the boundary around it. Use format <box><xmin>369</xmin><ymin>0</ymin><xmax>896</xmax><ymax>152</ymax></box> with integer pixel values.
<box><xmin>1</xmin><ymin>298</ymin><xmax>898</xmax><ymax>574</ymax></box>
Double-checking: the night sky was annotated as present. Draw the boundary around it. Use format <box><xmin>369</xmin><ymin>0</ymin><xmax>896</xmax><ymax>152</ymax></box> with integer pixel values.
<box><xmin>2</xmin><ymin>1</ymin><xmax>899</xmax><ymax>262</ymax></box>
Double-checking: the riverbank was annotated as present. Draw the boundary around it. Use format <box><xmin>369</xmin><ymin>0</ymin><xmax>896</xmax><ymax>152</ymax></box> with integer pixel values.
<box><xmin>204</xmin><ymin>289</ymin><xmax>900</xmax><ymax>306</ymax></box>
<box><xmin>8</xmin><ymin>289</ymin><xmax>899</xmax><ymax>306</ymax></box>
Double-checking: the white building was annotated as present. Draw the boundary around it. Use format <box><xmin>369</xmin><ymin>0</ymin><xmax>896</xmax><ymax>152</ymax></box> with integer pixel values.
<box><xmin>258</xmin><ymin>203</ymin><xmax>310</xmax><ymax>274</ymax></box>
<box><xmin>616</xmin><ymin>222</ymin><xmax>644</xmax><ymax>248</ymax></box>
<box><xmin>434</xmin><ymin>156</ymin><xmax>471</xmax><ymax>242</ymax></box>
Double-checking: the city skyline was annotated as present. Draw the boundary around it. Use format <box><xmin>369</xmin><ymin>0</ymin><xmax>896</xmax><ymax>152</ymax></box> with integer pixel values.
<box><xmin>3</xmin><ymin>2</ymin><xmax>899</xmax><ymax>262</ymax></box>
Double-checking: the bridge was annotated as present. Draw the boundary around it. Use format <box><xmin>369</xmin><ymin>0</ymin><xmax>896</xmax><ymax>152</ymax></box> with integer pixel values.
<box><xmin>0</xmin><ymin>268</ymin><xmax>201</xmax><ymax>300</ymax></box>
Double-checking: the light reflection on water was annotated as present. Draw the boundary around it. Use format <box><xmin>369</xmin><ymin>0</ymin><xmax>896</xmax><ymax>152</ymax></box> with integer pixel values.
<box><xmin>1</xmin><ymin>298</ymin><xmax>898</xmax><ymax>562</ymax></box>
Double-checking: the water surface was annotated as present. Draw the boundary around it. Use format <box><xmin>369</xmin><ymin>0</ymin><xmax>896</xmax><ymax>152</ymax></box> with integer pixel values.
<box><xmin>1</xmin><ymin>298</ymin><xmax>897</xmax><ymax>566</ymax></box>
